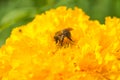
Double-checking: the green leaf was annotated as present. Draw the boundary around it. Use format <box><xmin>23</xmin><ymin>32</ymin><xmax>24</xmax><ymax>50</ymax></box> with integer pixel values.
<box><xmin>0</xmin><ymin>7</ymin><xmax>36</xmax><ymax>30</ymax></box>
<box><xmin>0</xmin><ymin>25</ymin><xmax>13</xmax><ymax>47</ymax></box>
<box><xmin>0</xmin><ymin>16</ymin><xmax>34</xmax><ymax>47</ymax></box>
<box><xmin>88</xmin><ymin>0</ymin><xmax>112</xmax><ymax>23</ymax></box>
<box><xmin>115</xmin><ymin>0</ymin><xmax>120</xmax><ymax>17</ymax></box>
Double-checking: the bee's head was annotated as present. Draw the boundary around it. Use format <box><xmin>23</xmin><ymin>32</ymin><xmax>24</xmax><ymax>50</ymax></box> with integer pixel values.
<box><xmin>54</xmin><ymin>36</ymin><xmax>59</xmax><ymax>44</ymax></box>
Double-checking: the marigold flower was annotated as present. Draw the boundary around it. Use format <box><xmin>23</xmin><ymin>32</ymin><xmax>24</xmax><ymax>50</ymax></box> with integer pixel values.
<box><xmin>0</xmin><ymin>6</ymin><xmax>120</xmax><ymax>80</ymax></box>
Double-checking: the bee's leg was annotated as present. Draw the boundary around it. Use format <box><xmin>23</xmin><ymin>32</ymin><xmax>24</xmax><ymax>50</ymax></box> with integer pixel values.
<box><xmin>67</xmin><ymin>36</ymin><xmax>73</xmax><ymax>41</ymax></box>
<box><xmin>63</xmin><ymin>30</ymin><xmax>72</xmax><ymax>41</ymax></box>
<box><xmin>60</xmin><ymin>35</ymin><xmax>64</xmax><ymax>46</ymax></box>
<box><xmin>65</xmin><ymin>32</ymin><xmax>73</xmax><ymax>41</ymax></box>
<box><xmin>60</xmin><ymin>42</ymin><xmax>63</xmax><ymax>46</ymax></box>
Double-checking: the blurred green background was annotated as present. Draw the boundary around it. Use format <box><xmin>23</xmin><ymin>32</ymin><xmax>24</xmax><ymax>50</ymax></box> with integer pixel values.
<box><xmin>0</xmin><ymin>0</ymin><xmax>120</xmax><ymax>47</ymax></box>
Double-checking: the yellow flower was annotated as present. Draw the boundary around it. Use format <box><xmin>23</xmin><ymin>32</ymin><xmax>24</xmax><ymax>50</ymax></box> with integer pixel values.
<box><xmin>0</xmin><ymin>6</ymin><xmax>120</xmax><ymax>80</ymax></box>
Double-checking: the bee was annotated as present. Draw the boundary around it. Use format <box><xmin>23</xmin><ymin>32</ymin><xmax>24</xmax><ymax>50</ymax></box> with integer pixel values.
<box><xmin>54</xmin><ymin>28</ymin><xmax>73</xmax><ymax>46</ymax></box>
